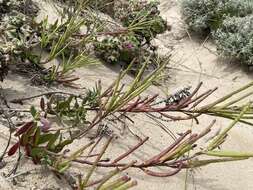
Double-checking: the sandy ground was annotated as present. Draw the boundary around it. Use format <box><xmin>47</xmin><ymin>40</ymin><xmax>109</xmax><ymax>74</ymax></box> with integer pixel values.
<box><xmin>1</xmin><ymin>0</ymin><xmax>253</xmax><ymax>189</ymax></box>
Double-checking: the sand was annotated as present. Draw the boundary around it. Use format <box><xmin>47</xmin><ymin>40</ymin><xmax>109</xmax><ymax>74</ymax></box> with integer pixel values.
<box><xmin>1</xmin><ymin>0</ymin><xmax>253</xmax><ymax>189</ymax></box>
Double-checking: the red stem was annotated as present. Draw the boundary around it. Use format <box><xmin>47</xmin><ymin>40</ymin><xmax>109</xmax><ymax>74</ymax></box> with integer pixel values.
<box><xmin>112</xmin><ymin>137</ymin><xmax>149</xmax><ymax>164</ymax></box>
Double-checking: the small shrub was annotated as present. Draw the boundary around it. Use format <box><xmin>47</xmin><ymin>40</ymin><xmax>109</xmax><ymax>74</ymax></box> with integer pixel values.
<box><xmin>115</xmin><ymin>0</ymin><xmax>167</xmax><ymax>44</ymax></box>
<box><xmin>181</xmin><ymin>0</ymin><xmax>253</xmax><ymax>33</ymax></box>
<box><xmin>2</xmin><ymin>13</ymin><xmax>40</xmax><ymax>50</ymax></box>
<box><xmin>214</xmin><ymin>15</ymin><xmax>253</xmax><ymax>65</ymax></box>
<box><xmin>94</xmin><ymin>34</ymin><xmax>141</xmax><ymax>64</ymax></box>
<box><xmin>94</xmin><ymin>33</ymin><xmax>160</xmax><ymax>74</ymax></box>
<box><xmin>0</xmin><ymin>0</ymin><xmax>39</xmax><ymax>81</ymax></box>
<box><xmin>93</xmin><ymin>0</ymin><xmax>167</xmax><ymax>68</ymax></box>
<box><xmin>0</xmin><ymin>12</ymin><xmax>41</xmax><ymax>67</ymax></box>
<box><xmin>0</xmin><ymin>0</ymin><xmax>39</xmax><ymax>18</ymax></box>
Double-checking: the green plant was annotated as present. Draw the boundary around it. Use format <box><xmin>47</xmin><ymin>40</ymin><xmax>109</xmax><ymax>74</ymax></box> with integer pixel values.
<box><xmin>2</xmin><ymin>0</ymin><xmax>97</xmax><ymax>86</ymax></box>
<box><xmin>213</xmin><ymin>15</ymin><xmax>253</xmax><ymax>65</ymax></box>
<box><xmin>6</xmin><ymin>60</ymin><xmax>253</xmax><ymax>189</ymax></box>
<box><xmin>94</xmin><ymin>34</ymin><xmax>141</xmax><ymax>64</ymax></box>
<box><xmin>115</xmin><ymin>0</ymin><xmax>167</xmax><ymax>44</ymax></box>
<box><xmin>44</xmin><ymin>52</ymin><xmax>98</xmax><ymax>86</ymax></box>
<box><xmin>37</xmin><ymin>1</ymin><xmax>104</xmax><ymax>86</ymax></box>
<box><xmin>44</xmin><ymin>0</ymin><xmax>165</xmax><ymax>73</ymax></box>
<box><xmin>0</xmin><ymin>0</ymin><xmax>39</xmax><ymax>18</ymax></box>
<box><xmin>4</xmin><ymin>1</ymin><xmax>253</xmax><ymax>189</ymax></box>
<box><xmin>6</xmin><ymin>99</ymin><xmax>80</xmax><ymax>165</ymax></box>
<box><xmin>181</xmin><ymin>0</ymin><xmax>253</xmax><ymax>33</ymax></box>
<box><xmin>0</xmin><ymin>0</ymin><xmax>40</xmax><ymax>82</ymax></box>
<box><xmin>90</xmin><ymin>0</ymin><xmax>167</xmax><ymax>68</ymax></box>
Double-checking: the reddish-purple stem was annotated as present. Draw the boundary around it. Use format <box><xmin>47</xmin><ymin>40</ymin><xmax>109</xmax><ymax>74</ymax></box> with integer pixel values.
<box><xmin>112</xmin><ymin>137</ymin><xmax>149</xmax><ymax>164</ymax></box>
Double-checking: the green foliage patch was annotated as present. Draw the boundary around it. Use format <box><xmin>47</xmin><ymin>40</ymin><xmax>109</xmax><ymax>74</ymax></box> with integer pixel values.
<box><xmin>181</xmin><ymin>0</ymin><xmax>253</xmax><ymax>33</ymax></box>
<box><xmin>181</xmin><ymin>0</ymin><xmax>253</xmax><ymax>65</ymax></box>
<box><xmin>115</xmin><ymin>0</ymin><xmax>167</xmax><ymax>43</ymax></box>
<box><xmin>94</xmin><ymin>0</ymin><xmax>167</xmax><ymax>68</ymax></box>
<box><xmin>214</xmin><ymin>15</ymin><xmax>253</xmax><ymax>65</ymax></box>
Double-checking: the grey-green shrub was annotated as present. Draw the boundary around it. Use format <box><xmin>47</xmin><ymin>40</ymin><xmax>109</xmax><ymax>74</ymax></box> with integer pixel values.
<box><xmin>181</xmin><ymin>0</ymin><xmax>253</xmax><ymax>33</ymax></box>
<box><xmin>213</xmin><ymin>15</ymin><xmax>253</xmax><ymax>65</ymax></box>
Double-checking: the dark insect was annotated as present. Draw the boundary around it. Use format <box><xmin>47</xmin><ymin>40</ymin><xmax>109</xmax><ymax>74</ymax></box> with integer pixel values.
<box><xmin>165</xmin><ymin>87</ymin><xmax>191</xmax><ymax>105</ymax></box>
<box><xmin>97</xmin><ymin>124</ymin><xmax>114</xmax><ymax>137</ymax></box>
<box><xmin>153</xmin><ymin>87</ymin><xmax>191</xmax><ymax>106</ymax></box>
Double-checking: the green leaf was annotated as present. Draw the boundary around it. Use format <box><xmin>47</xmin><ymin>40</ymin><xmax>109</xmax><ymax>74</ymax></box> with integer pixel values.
<box><xmin>37</xmin><ymin>134</ymin><xmax>55</xmax><ymax>145</ymax></box>
<box><xmin>205</xmin><ymin>150</ymin><xmax>253</xmax><ymax>158</ymax></box>
<box><xmin>31</xmin><ymin>147</ymin><xmax>45</xmax><ymax>157</ymax></box>
<box><xmin>47</xmin><ymin>130</ymin><xmax>60</xmax><ymax>150</ymax></box>
<box><xmin>30</xmin><ymin>106</ymin><xmax>37</xmax><ymax>118</ymax></box>
<box><xmin>55</xmin><ymin>139</ymin><xmax>73</xmax><ymax>153</ymax></box>
<box><xmin>58</xmin><ymin>163</ymin><xmax>71</xmax><ymax>173</ymax></box>
<box><xmin>187</xmin><ymin>157</ymin><xmax>247</xmax><ymax>168</ymax></box>
<box><xmin>33</xmin><ymin>127</ymin><xmax>41</xmax><ymax>146</ymax></box>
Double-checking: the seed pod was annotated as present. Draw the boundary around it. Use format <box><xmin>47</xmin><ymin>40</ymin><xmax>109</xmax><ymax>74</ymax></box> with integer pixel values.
<box><xmin>8</xmin><ymin>141</ymin><xmax>20</xmax><ymax>156</ymax></box>
<box><xmin>40</xmin><ymin>97</ymin><xmax>45</xmax><ymax>111</ymax></box>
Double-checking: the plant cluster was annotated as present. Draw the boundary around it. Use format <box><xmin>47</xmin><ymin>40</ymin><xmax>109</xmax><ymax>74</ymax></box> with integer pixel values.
<box><xmin>1</xmin><ymin>1</ymin><xmax>253</xmax><ymax>189</ymax></box>
<box><xmin>4</xmin><ymin>61</ymin><xmax>253</xmax><ymax>189</ymax></box>
<box><xmin>94</xmin><ymin>34</ymin><xmax>140</xmax><ymax>65</ymax></box>
<box><xmin>93</xmin><ymin>0</ymin><xmax>167</xmax><ymax>67</ymax></box>
<box><xmin>181</xmin><ymin>0</ymin><xmax>253</xmax><ymax>65</ymax></box>
<box><xmin>114</xmin><ymin>0</ymin><xmax>167</xmax><ymax>43</ymax></box>
<box><xmin>214</xmin><ymin>15</ymin><xmax>253</xmax><ymax>65</ymax></box>
<box><xmin>0</xmin><ymin>0</ymin><xmax>39</xmax><ymax>81</ymax></box>
<box><xmin>181</xmin><ymin>0</ymin><xmax>253</xmax><ymax>33</ymax></box>
<box><xmin>0</xmin><ymin>1</ymin><xmax>99</xmax><ymax>86</ymax></box>
<box><xmin>1</xmin><ymin>12</ymin><xmax>40</xmax><ymax>59</ymax></box>
<box><xmin>0</xmin><ymin>0</ymin><xmax>39</xmax><ymax>17</ymax></box>
<box><xmin>0</xmin><ymin>0</ymin><xmax>168</xmax><ymax>85</ymax></box>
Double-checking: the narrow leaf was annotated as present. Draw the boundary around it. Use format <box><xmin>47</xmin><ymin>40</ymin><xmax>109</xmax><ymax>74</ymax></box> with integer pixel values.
<box><xmin>47</xmin><ymin>130</ymin><xmax>60</xmax><ymax>150</ymax></box>
<box><xmin>30</xmin><ymin>106</ymin><xmax>37</xmax><ymax>118</ymax></box>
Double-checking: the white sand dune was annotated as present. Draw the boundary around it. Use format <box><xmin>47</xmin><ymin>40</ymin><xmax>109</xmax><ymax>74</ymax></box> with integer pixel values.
<box><xmin>1</xmin><ymin>0</ymin><xmax>253</xmax><ymax>189</ymax></box>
